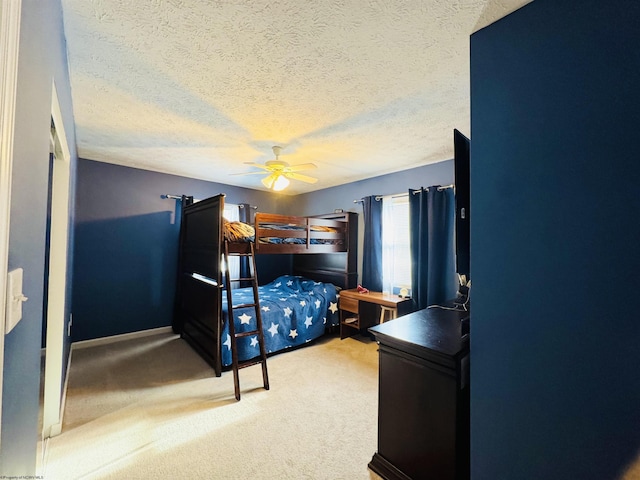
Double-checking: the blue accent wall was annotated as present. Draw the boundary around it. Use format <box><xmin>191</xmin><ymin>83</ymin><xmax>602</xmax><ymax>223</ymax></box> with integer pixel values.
<box><xmin>286</xmin><ymin>160</ymin><xmax>455</xmax><ymax>284</ymax></box>
<box><xmin>73</xmin><ymin>158</ymin><xmax>454</xmax><ymax>341</ymax></box>
<box><xmin>283</xmin><ymin>160</ymin><xmax>455</xmax><ymax>216</ymax></box>
<box><xmin>72</xmin><ymin>159</ymin><xmax>288</xmax><ymax>341</ymax></box>
<box><xmin>2</xmin><ymin>0</ymin><xmax>77</xmax><ymax>475</ymax></box>
<box><xmin>470</xmin><ymin>1</ymin><xmax>640</xmax><ymax>478</ymax></box>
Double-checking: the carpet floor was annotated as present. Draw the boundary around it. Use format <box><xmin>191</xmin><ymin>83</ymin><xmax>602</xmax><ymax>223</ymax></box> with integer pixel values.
<box><xmin>43</xmin><ymin>331</ymin><xmax>383</xmax><ymax>480</ymax></box>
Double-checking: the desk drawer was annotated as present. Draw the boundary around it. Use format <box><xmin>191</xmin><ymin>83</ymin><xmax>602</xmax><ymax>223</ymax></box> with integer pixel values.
<box><xmin>340</xmin><ymin>295</ymin><xmax>359</xmax><ymax>313</ymax></box>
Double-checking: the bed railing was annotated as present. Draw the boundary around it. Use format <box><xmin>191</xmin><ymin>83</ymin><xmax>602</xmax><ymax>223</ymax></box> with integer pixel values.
<box><xmin>253</xmin><ymin>212</ymin><xmax>350</xmax><ymax>254</ymax></box>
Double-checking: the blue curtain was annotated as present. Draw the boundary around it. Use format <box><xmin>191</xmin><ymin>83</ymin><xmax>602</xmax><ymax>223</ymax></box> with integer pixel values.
<box><xmin>409</xmin><ymin>187</ymin><xmax>457</xmax><ymax>310</ymax></box>
<box><xmin>362</xmin><ymin>195</ymin><xmax>383</xmax><ymax>292</ymax></box>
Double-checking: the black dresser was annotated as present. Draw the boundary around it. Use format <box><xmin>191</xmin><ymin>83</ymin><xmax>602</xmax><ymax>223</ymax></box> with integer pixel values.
<box><xmin>368</xmin><ymin>306</ymin><xmax>470</xmax><ymax>480</ymax></box>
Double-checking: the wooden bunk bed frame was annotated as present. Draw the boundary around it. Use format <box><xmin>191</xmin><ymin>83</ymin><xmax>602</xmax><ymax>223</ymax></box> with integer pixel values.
<box><xmin>173</xmin><ymin>194</ymin><xmax>357</xmax><ymax>376</ymax></box>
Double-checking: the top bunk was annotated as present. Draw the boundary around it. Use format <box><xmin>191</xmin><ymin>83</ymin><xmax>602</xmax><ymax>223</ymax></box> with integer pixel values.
<box><xmin>252</xmin><ymin>212</ymin><xmax>353</xmax><ymax>254</ymax></box>
<box><xmin>224</xmin><ymin>211</ymin><xmax>354</xmax><ymax>255</ymax></box>
<box><xmin>180</xmin><ymin>194</ymin><xmax>357</xmax><ymax>289</ymax></box>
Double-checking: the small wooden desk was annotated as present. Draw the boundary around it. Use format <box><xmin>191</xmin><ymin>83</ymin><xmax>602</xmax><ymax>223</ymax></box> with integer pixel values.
<box><xmin>338</xmin><ymin>289</ymin><xmax>411</xmax><ymax>339</ymax></box>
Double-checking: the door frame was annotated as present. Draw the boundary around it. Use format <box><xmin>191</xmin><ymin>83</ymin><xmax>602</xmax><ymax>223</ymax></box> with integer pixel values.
<box><xmin>42</xmin><ymin>81</ymin><xmax>72</xmax><ymax>438</ymax></box>
<box><xmin>0</xmin><ymin>0</ymin><xmax>23</xmax><ymax>451</ymax></box>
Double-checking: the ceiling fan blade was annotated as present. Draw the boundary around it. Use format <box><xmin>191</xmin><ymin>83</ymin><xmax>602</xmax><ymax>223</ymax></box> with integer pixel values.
<box><xmin>285</xmin><ymin>172</ymin><xmax>318</xmax><ymax>184</ymax></box>
<box><xmin>243</xmin><ymin>162</ymin><xmax>271</xmax><ymax>170</ymax></box>
<box><xmin>285</xmin><ymin>163</ymin><xmax>317</xmax><ymax>172</ymax></box>
<box><xmin>230</xmin><ymin>171</ymin><xmax>268</xmax><ymax>176</ymax></box>
<box><xmin>261</xmin><ymin>173</ymin><xmax>279</xmax><ymax>189</ymax></box>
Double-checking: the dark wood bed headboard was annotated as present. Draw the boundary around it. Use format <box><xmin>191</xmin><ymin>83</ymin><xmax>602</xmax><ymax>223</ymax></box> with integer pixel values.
<box><xmin>179</xmin><ymin>194</ymin><xmax>224</xmax><ymax>282</ymax></box>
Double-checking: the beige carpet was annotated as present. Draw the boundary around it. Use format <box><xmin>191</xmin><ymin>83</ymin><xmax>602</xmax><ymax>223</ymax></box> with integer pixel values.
<box><xmin>43</xmin><ymin>331</ymin><xmax>384</xmax><ymax>480</ymax></box>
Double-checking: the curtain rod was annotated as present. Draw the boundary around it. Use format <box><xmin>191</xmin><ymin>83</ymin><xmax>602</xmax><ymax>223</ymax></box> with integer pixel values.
<box><xmin>162</xmin><ymin>194</ymin><xmax>257</xmax><ymax>209</ymax></box>
<box><xmin>354</xmin><ymin>185</ymin><xmax>454</xmax><ymax>203</ymax></box>
<box><xmin>415</xmin><ymin>184</ymin><xmax>454</xmax><ymax>192</ymax></box>
<box><xmin>353</xmin><ymin>197</ymin><xmax>381</xmax><ymax>204</ymax></box>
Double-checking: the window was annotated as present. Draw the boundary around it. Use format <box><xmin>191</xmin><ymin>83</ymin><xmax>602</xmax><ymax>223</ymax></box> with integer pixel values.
<box><xmin>381</xmin><ymin>195</ymin><xmax>411</xmax><ymax>295</ymax></box>
<box><xmin>223</xmin><ymin>203</ymin><xmax>240</xmax><ymax>286</ymax></box>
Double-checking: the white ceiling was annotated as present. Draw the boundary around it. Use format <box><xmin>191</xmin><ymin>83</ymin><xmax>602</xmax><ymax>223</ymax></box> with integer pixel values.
<box><xmin>61</xmin><ymin>0</ymin><xmax>531</xmax><ymax>195</ymax></box>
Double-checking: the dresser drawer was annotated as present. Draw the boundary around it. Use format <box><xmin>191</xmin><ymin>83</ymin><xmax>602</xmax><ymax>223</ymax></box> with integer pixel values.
<box><xmin>340</xmin><ymin>295</ymin><xmax>359</xmax><ymax>313</ymax></box>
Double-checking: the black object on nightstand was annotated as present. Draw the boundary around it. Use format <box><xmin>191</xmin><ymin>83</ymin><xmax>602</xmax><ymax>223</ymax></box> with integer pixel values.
<box><xmin>368</xmin><ymin>306</ymin><xmax>470</xmax><ymax>480</ymax></box>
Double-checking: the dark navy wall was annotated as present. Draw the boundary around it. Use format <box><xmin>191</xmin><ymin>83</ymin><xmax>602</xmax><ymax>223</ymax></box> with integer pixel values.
<box><xmin>470</xmin><ymin>1</ymin><xmax>640</xmax><ymax>479</ymax></box>
<box><xmin>2</xmin><ymin>0</ymin><xmax>77</xmax><ymax>475</ymax></box>
<box><xmin>74</xmin><ymin>158</ymin><xmax>454</xmax><ymax>341</ymax></box>
<box><xmin>72</xmin><ymin>159</ymin><xmax>288</xmax><ymax>341</ymax></box>
<box><xmin>286</xmin><ymin>160</ymin><xmax>456</xmax><ymax>284</ymax></box>
<box><xmin>283</xmin><ymin>160</ymin><xmax>455</xmax><ymax>216</ymax></box>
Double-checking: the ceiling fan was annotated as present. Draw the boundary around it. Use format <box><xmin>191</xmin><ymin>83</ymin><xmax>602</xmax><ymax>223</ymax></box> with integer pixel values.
<box><xmin>235</xmin><ymin>146</ymin><xmax>318</xmax><ymax>191</ymax></box>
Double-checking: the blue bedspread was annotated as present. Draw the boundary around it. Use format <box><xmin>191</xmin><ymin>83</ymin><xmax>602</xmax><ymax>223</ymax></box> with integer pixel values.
<box><xmin>221</xmin><ymin>275</ymin><xmax>340</xmax><ymax>366</ymax></box>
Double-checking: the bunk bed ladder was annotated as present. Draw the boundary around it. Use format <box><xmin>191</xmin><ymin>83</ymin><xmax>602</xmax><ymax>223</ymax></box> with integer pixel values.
<box><xmin>223</xmin><ymin>240</ymin><xmax>270</xmax><ymax>401</ymax></box>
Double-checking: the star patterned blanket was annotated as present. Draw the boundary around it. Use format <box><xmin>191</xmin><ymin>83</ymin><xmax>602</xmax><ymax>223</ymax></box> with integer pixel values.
<box><xmin>220</xmin><ymin>275</ymin><xmax>340</xmax><ymax>366</ymax></box>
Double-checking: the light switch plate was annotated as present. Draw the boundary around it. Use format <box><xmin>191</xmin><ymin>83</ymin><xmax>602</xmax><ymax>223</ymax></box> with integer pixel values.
<box><xmin>5</xmin><ymin>268</ymin><xmax>27</xmax><ymax>334</ymax></box>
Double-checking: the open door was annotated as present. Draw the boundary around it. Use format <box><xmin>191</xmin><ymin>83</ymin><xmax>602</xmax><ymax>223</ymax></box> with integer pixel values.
<box><xmin>41</xmin><ymin>82</ymin><xmax>72</xmax><ymax>439</ymax></box>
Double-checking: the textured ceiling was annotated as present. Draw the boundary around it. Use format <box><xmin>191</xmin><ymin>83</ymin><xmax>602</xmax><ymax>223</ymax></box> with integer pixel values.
<box><xmin>61</xmin><ymin>0</ymin><xmax>531</xmax><ymax>195</ymax></box>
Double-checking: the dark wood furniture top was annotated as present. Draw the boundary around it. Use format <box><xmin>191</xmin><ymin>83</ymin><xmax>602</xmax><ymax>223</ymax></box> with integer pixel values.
<box><xmin>368</xmin><ymin>306</ymin><xmax>470</xmax><ymax>480</ymax></box>
<box><xmin>369</xmin><ymin>305</ymin><xmax>469</xmax><ymax>363</ymax></box>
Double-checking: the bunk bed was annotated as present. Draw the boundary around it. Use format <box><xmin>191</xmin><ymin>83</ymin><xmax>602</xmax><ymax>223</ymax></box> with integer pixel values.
<box><xmin>173</xmin><ymin>194</ymin><xmax>358</xmax><ymax>376</ymax></box>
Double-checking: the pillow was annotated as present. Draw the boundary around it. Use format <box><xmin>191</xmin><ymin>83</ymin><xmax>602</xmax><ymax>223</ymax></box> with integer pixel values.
<box><xmin>223</xmin><ymin>218</ymin><xmax>255</xmax><ymax>243</ymax></box>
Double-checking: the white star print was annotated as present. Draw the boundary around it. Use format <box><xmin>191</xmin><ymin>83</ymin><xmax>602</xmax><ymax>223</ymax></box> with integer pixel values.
<box><xmin>250</xmin><ymin>336</ymin><xmax>259</xmax><ymax>347</ymax></box>
<box><xmin>323</xmin><ymin>317</ymin><xmax>327</xmax><ymax>324</ymax></box>
<box><xmin>275</xmin><ymin>282</ymin><xmax>282</xmax><ymax>287</ymax></box>
<box><xmin>261</xmin><ymin>305</ymin><xmax>270</xmax><ymax>312</ymax></box>
<box><xmin>283</xmin><ymin>307</ymin><xmax>292</xmax><ymax>317</ymax></box>
<box><xmin>329</xmin><ymin>302</ymin><xmax>338</xmax><ymax>314</ymax></box>
<box><xmin>289</xmin><ymin>329</ymin><xmax>298</xmax><ymax>339</ymax></box>
<box><xmin>304</xmin><ymin>316</ymin><xmax>313</xmax><ymax>328</ymax></box>
<box><xmin>223</xmin><ymin>334</ymin><xmax>231</xmax><ymax>350</ymax></box>
<box><xmin>239</xmin><ymin>313</ymin><xmax>252</xmax><ymax>324</ymax></box>
<box><xmin>315</xmin><ymin>300</ymin><xmax>321</xmax><ymax>309</ymax></box>
<box><xmin>268</xmin><ymin>322</ymin><xmax>279</xmax><ymax>337</ymax></box>
<box><xmin>299</xmin><ymin>300</ymin><xmax>306</xmax><ymax>307</ymax></box>
<box><xmin>287</xmin><ymin>280</ymin><xmax>293</xmax><ymax>286</ymax></box>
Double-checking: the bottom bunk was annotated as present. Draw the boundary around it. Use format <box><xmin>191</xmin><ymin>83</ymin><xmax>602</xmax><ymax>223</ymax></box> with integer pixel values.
<box><xmin>178</xmin><ymin>273</ymin><xmax>340</xmax><ymax>376</ymax></box>
<box><xmin>220</xmin><ymin>274</ymin><xmax>340</xmax><ymax>367</ymax></box>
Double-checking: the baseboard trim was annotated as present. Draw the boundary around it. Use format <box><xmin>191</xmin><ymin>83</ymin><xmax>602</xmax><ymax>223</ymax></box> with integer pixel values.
<box><xmin>46</xmin><ymin>350</ymin><xmax>73</xmax><ymax>438</ymax></box>
<box><xmin>72</xmin><ymin>326</ymin><xmax>175</xmax><ymax>350</ymax></box>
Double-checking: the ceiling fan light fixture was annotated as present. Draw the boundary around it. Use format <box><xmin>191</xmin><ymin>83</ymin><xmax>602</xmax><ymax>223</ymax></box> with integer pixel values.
<box><xmin>261</xmin><ymin>175</ymin><xmax>275</xmax><ymax>189</ymax></box>
<box><xmin>261</xmin><ymin>173</ymin><xmax>290</xmax><ymax>191</ymax></box>
<box><xmin>272</xmin><ymin>174</ymin><xmax>290</xmax><ymax>191</ymax></box>
<box><xmin>240</xmin><ymin>146</ymin><xmax>317</xmax><ymax>191</ymax></box>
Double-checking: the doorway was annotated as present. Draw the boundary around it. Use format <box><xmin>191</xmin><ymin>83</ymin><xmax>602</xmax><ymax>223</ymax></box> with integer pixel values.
<box><xmin>41</xmin><ymin>82</ymin><xmax>72</xmax><ymax>441</ymax></box>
